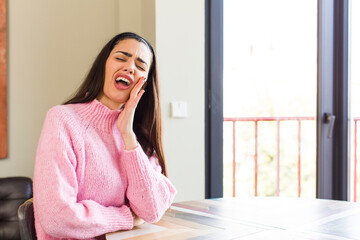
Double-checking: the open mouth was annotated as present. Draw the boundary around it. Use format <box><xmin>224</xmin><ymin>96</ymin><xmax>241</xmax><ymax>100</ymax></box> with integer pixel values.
<box><xmin>115</xmin><ymin>76</ymin><xmax>131</xmax><ymax>87</ymax></box>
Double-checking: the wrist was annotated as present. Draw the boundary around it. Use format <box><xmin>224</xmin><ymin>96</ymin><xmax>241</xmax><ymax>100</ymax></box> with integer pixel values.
<box><xmin>121</xmin><ymin>132</ymin><xmax>138</xmax><ymax>150</ymax></box>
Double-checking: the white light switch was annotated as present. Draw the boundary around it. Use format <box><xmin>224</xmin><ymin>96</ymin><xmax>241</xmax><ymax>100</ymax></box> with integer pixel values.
<box><xmin>171</xmin><ymin>101</ymin><xmax>187</xmax><ymax>118</ymax></box>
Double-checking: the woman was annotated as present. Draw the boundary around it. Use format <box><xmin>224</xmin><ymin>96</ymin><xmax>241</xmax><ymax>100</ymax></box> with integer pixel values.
<box><xmin>33</xmin><ymin>32</ymin><xmax>176</xmax><ymax>240</ymax></box>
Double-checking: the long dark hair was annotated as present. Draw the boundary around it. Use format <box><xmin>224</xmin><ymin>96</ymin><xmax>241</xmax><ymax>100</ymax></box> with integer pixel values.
<box><xmin>64</xmin><ymin>32</ymin><xmax>167</xmax><ymax>177</ymax></box>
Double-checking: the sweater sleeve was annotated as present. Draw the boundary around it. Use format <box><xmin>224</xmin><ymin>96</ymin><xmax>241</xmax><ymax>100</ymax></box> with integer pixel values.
<box><xmin>33</xmin><ymin>107</ymin><xmax>133</xmax><ymax>239</ymax></box>
<box><xmin>121</xmin><ymin>147</ymin><xmax>177</xmax><ymax>223</ymax></box>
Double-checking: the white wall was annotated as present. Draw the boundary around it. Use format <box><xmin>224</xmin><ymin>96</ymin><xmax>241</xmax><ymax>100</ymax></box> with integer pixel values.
<box><xmin>156</xmin><ymin>0</ymin><xmax>205</xmax><ymax>202</ymax></box>
<box><xmin>117</xmin><ymin>0</ymin><xmax>156</xmax><ymax>47</ymax></box>
<box><xmin>118</xmin><ymin>0</ymin><xmax>205</xmax><ymax>202</ymax></box>
<box><xmin>1</xmin><ymin>0</ymin><xmax>205</xmax><ymax>202</ymax></box>
<box><xmin>2</xmin><ymin>0</ymin><xmax>118</xmax><ymax>177</ymax></box>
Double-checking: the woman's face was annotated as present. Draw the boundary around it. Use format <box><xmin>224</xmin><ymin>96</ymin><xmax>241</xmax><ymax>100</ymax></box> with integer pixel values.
<box><xmin>98</xmin><ymin>38</ymin><xmax>153</xmax><ymax>110</ymax></box>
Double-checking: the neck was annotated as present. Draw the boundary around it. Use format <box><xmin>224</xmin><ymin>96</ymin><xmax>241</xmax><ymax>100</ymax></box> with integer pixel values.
<box><xmin>96</xmin><ymin>94</ymin><xmax>125</xmax><ymax>110</ymax></box>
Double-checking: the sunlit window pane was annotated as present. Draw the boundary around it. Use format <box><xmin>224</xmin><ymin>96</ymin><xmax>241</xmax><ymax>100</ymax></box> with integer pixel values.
<box><xmin>223</xmin><ymin>0</ymin><xmax>317</xmax><ymax>198</ymax></box>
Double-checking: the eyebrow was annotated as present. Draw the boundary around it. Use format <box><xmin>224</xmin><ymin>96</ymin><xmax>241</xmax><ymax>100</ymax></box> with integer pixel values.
<box><xmin>116</xmin><ymin>51</ymin><xmax>148</xmax><ymax>66</ymax></box>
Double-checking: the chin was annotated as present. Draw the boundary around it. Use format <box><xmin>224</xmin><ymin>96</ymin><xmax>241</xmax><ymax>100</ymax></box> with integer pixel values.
<box><xmin>111</xmin><ymin>94</ymin><xmax>128</xmax><ymax>104</ymax></box>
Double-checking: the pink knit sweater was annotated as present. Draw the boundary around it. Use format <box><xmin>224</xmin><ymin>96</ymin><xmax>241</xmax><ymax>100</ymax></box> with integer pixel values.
<box><xmin>33</xmin><ymin>99</ymin><xmax>176</xmax><ymax>240</ymax></box>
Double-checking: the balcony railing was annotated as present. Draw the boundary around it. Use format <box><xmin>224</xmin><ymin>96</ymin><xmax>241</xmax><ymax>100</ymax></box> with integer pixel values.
<box><xmin>224</xmin><ymin>116</ymin><xmax>360</xmax><ymax>201</ymax></box>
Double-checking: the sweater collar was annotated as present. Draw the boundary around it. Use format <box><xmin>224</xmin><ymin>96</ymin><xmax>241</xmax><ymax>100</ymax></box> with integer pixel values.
<box><xmin>77</xmin><ymin>99</ymin><xmax>122</xmax><ymax>133</ymax></box>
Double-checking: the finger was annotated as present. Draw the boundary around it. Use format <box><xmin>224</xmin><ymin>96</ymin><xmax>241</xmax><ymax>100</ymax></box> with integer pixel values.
<box><xmin>134</xmin><ymin>90</ymin><xmax>145</xmax><ymax>104</ymax></box>
<box><xmin>137</xmin><ymin>89</ymin><xmax>145</xmax><ymax>100</ymax></box>
<box><xmin>130</xmin><ymin>78</ymin><xmax>146</xmax><ymax>99</ymax></box>
<box><xmin>135</xmin><ymin>77</ymin><xmax>146</xmax><ymax>89</ymax></box>
<box><xmin>124</xmin><ymin>89</ymin><xmax>145</xmax><ymax>111</ymax></box>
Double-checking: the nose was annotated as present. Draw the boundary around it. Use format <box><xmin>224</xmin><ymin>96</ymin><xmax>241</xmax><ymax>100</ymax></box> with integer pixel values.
<box><xmin>123</xmin><ymin>63</ymin><xmax>135</xmax><ymax>75</ymax></box>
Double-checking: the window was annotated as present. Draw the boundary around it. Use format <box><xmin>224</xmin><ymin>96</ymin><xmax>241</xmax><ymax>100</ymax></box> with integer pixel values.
<box><xmin>206</xmin><ymin>0</ymin><xmax>350</xmax><ymax>200</ymax></box>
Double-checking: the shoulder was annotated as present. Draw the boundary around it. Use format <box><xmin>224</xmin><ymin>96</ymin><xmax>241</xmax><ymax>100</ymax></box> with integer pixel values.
<box><xmin>39</xmin><ymin>104</ymin><xmax>88</xmax><ymax>148</ymax></box>
<box><xmin>45</xmin><ymin>104</ymin><xmax>78</xmax><ymax>123</ymax></box>
<box><xmin>46</xmin><ymin>104</ymin><xmax>75</xmax><ymax>117</ymax></box>
<box><xmin>43</xmin><ymin>104</ymin><xmax>85</xmax><ymax>133</ymax></box>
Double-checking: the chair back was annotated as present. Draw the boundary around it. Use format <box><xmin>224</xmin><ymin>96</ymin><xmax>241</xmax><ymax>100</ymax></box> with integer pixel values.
<box><xmin>0</xmin><ymin>177</ymin><xmax>33</xmax><ymax>240</ymax></box>
<box><xmin>18</xmin><ymin>199</ymin><xmax>36</xmax><ymax>240</ymax></box>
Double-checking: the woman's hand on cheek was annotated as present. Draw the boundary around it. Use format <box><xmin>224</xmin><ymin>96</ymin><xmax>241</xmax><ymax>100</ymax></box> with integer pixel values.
<box><xmin>117</xmin><ymin>77</ymin><xmax>146</xmax><ymax>150</ymax></box>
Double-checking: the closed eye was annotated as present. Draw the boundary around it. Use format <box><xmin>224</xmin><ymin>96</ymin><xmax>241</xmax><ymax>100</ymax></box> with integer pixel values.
<box><xmin>116</xmin><ymin>57</ymin><xmax>125</xmax><ymax>61</ymax></box>
<box><xmin>136</xmin><ymin>65</ymin><xmax>145</xmax><ymax>71</ymax></box>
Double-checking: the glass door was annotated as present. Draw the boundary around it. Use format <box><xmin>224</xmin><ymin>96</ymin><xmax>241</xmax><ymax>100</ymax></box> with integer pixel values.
<box><xmin>223</xmin><ymin>0</ymin><xmax>317</xmax><ymax>198</ymax></box>
<box><xmin>206</xmin><ymin>0</ymin><xmax>349</xmax><ymax>200</ymax></box>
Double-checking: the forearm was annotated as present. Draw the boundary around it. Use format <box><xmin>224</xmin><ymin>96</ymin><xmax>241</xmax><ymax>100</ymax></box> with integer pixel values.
<box><xmin>122</xmin><ymin>147</ymin><xmax>177</xmax><ymax>222</ymax></box>
<box><xmin>34</xmin><ymin>197</ymin><xmax>133</xmax><ymax>239</ymax></box>
<box><xmin>34</xmin><ymin>153</ymin><xmax>134</xmax><ymax>238</ymax></box>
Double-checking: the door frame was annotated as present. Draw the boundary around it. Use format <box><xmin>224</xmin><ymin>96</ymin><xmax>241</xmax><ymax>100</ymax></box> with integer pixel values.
<box><xmin>317</xmin><ymin>0</ymin><xmax>349</xmax><ymax>200</ymax></box>
<box><xmin>205</xmin><ymin>0</ymin><xmax>224</xmax><ymax>198</ymax></box>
